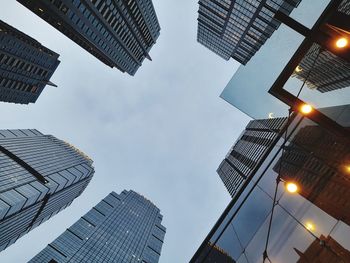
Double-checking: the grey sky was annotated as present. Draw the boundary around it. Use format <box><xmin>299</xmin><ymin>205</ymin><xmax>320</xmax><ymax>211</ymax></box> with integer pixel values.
<box><xmin>0</xmin><ymin>1</ymin><xmax>250</xmax><ymax>262</ymax></box>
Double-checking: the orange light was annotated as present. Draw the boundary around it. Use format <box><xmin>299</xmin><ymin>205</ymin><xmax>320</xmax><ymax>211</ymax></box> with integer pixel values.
<box><xmin>336</xmin><ymin>37</ymin><xmax>348</xmax><ymax>48</ymax></box>
<box><xmin>345</xmin><ymin>165</ymin><xmax>350</xmax><ymax>173</ymax></box>
<box><xmin>300</xmin><ymin>104</ymin><xmax>313</xmax><ymax>114</ymax></box>
<box><xmin>305</xmin><ymin>222</ymin><xmax>315</xmax><ymax>231</ymax></box>
<box><xmin>286</xmin><ymin>182</ymin><xmax>298</xmax><ymax>193</ymax></box>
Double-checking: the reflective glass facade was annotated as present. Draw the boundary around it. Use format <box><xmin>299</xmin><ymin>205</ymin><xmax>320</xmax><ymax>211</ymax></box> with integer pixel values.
<box><xmin>197</xmin><ymin>0</ymin><xmax>300</xmax><ymax>64</ymax></box>
<box><xmin>29</xmin><ymin>190</ymin><xmax>166</xmax><ymax>263</ymax></box>
<box><xmin>217</xmin><ymin>117</ymin><xmax>287</xmax><ymax>197</ymax></box>
<box><xmin>192</xmin><ymin>0</ymin><xmax>350</xmax><ymax>262</ymax></box>
<box><xmin>220</xmin><ymin>0</ymin><xmax>331</xmax><ymax>120</ymax></box>
<box><xmin>17</xmin><ymin>0</ymin><xmax>160</xmax><ymax>76</ymax></box>
<box><xmin>0</xmin><ymin>129</ymin><xmax>94</xmax><ymax>252</ymax></box>
<box><xmin>0</xmin><ymin>20</ymin><xmax>60</xmax><ymax>104</ymax></box>
<box><xmin>191</xmin><ymin>106</ymin><xmax>350</xmax><ymax>262</ymax></box>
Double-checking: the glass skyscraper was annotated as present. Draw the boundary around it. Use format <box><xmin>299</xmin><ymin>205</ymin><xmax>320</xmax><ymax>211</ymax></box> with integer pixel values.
<box><xmin>29</xmin><ymin>190</ymin><xmax>166</xmax><ymax>263</ymax></box>
<box><xmin>197</xmin><ymin>0</ymin><xmax>300</xmax><ymax>64</ymax></box>
<box><xmin>192</xmin><ymin>0</ymin><xmax>350</xmax><ymax>262</ymax></box>
<box><xmin>0</xmin><ymin>20</ymin><xmax>60</xmax><ymax>104</ymax></box>
<box><xmin>0</xmin><ymin>129</ymin><xmax>94</xmax><ymax>252</ymax></box>
<box><xmin>17</xmin><ymin>0</ymin><xmax>161</xmax><ymax>76</ymax></box>
<box><xmin>217</xmin><ymin>117</ymin><xmax>287</xmax><ymax>198</ymax></box>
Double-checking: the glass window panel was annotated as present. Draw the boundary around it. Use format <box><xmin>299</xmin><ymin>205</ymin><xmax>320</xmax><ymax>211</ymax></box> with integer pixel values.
<box><xmin>220</xmin><ymin>0</ymin><xmax>331</xmax><ymax>120</ymax></box>
<box><xmin>232</xmin><ymin>186</ymin><xmax>272</xmax><ymax>248</ymax></box>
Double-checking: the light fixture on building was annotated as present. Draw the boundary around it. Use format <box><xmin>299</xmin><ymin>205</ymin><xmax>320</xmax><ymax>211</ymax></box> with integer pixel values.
<box><xmin>285</xmin><ymin>182</ymin><xmax>298</xmax><ymax>193</ymax></box>
<box><xmin>305</xmin><ymin>221</ymin><xmax>315</xmax><ymax>231</ymax></box>
<box><xmin>295</xmin><ymin>65</ymin><xmax>302</xmax><ymax>72</ymax></box>
<box><xmin>335</xmin><ymin>37</ymin><xmax>348</xmax><ymax>48</ymax></box>
<box><xmin>345</xmin><ymin>165</ymin><xmax>350</xmax><ymax>173</ymax></box>
<box><xmin>300</xmin><ymin>104</ymin><xmax>313</xmax><ymax>114</ymax></box>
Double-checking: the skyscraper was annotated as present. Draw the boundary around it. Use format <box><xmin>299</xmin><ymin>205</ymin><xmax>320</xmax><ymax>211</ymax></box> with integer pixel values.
<box><xmin>29</xmin><ymin>190</ymin><xmax>166</xmax><ymax>263</ymax></box>
<box><xmin>0</xmin><ymin>129</ymin><xmax>94</xmax><ymax>252</ymax></box>
<box><xmin>191</xmin><ymin>0</ymin><xmax>350</xmax><ymax>261</ymax></box>
<box><xmin>0</xmin><ymin>20</ymin><xmax>60</xmax><ymax>104</ymax></box>
<box><xmin>17</xmin><ymin>0</ymin><xmax>161</xmax><ymax>75</ymax></box>
<box><xmin>197</xmin><ymin>0</ymin><xmax>300</xmax><ymax>64</ymax></box>
<box><xmin>218</xmin><ymin>117</ymin><xmax>287</xmax><ymax>197</ymax></box>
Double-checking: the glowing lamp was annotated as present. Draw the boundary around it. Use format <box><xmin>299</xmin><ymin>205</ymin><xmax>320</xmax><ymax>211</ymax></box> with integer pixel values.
<box><xmin>295</xmin><ymin>66</ymin><xmax>302</xmax><ymax>72</ymax></box>
<box><xmin>300</xmin><ymin>104</ymin><xmax>313</xmax><ymax>114</ymax></box>
<box><xmin>286</xmin><ymin>182</ymin><xmax>298</xmax><ymax>193</ymax></box>
<box><xmin>335</xmin><ymin>38</ymin><xmax>348</xmax><ymax>48</ymax></box>
<box><xmin>305</xmin><ymin>222</ymin><xmax>315</xmax><ymax>231</ymax></box>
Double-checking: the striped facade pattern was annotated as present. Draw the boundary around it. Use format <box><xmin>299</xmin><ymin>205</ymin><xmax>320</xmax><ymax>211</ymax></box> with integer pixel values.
<box><xmin>197</xmin><ymin>0</ymin><xmax>300</xmax><ymax>64</ymax></box>
<box><xmin>217</xmin><ymin>117</ymin><xmax>287</xmax><ymax>198</ymax></box>
<box><xmin>30</xmin><ymin>190</ymin><xmax>166</xmax><ymax>263</ymax></box>
<box><xmin>0</xmin><ymin>129</ymin><xmax>94</xmax><ymax>252</ymax></box>
<box><xmin>17</xmin><ymin>0</ymin><xmax>160</xmax><ymax>76</ymax></box>
<box><xmin>292</xmin><ymin>43</ymin><xmax>350</xmax><ymax>93</ymax></box>
<box><xmin>0</xmin><ymin>20</ymin><xmax>60</xmax><ymax>104</ymax></box>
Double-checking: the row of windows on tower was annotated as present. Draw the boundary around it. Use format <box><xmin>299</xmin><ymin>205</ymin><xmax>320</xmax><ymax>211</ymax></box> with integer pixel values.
<box><xmin>0</xmin><ymin>53</ymin><xmax>49</xmax><ymax>78</ymax></box>
<box><xmin>75</xmin><ymin>1</ymin><xmax>142</xmax><ymax>71</ymax></box>
<box><xmin>0</xmin><ymin>27</ymin><xmax>56</xmax><ymax>58</ymax></box>
<box><xmin>0</xmin><ymin>36</ymin><xmax>55</xmax><ymax>69</ymax></box>
<box><xmin>125</xmin><ymin>0</ymin><xmax>154</xmax><ymax>46</ymax></box>
<box><xmin>0</xmin><ymin>77</ymin><xmax>38</xmax><ymax>93</ymax></box>
<box><xmin>91</xmin><ymin>0</ymin><xmax>146</xmax><ymax>62</ymax></box>
<box><xmin>50</xmin><ymin>0</ymin><xmax>136</xmax><ymax>73</ymax></box>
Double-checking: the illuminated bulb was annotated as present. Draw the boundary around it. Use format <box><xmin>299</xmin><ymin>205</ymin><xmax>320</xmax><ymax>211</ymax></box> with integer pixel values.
<box><xmin>336</xmin><ymin>38</ymin><xmax>348</xmax><ymax>48</ymax></box>
<box><xmin>286</xmin><ymin>182</ymin><xmax>298</xmax><ymax>193</ymax></box>
<box><xmin>345</xmin><ymin>165</ymin><xmax>350</xmax><ymax>173</ymax></box>
<box><xmin>300</xmin><ymin>104</ymin><xmax>313</xmax><ymax>114</ymax></box>
<box><xmin>295</xmin><ymin>66</ymin><xmax>302</xmax><ymax>72</ymax></box>
<box><xmin>305</xmin><ymin>222</ymin><xmax>315</xmax><ymax>231</ymax></box>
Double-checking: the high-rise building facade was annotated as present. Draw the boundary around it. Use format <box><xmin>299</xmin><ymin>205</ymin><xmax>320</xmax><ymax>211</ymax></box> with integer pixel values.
<box><xmin>0</xmin><ymin>20</ymin><xmax>60</xmax><ymax>104</ymax></box>
<box><xmin>17</xmin><ymin>0</ymin><xmax>161</xmax><ymax>75</ymax></box>
<box><xmin>191</xmin><ymin>0</ymin><xmax>350</xmax><ymax>261</ymax></box>
<box><xmin>218</xmin><ymin>117</ymin><xmax>287</xmax><ymax>197</ymax></box>
<box><xmin>197</xmin><ymin>0</ymin><xmax>300</xmax><ymax>64</ymax></box>
<box><xmin>0</xmin><ymin>129</ymin><xmax>94</xmax><ymax>252</ymax></box>
<box><xmin>29</xmin><ymin>190</ymin><xmax>166</xmax><ymax>263</ymax></box>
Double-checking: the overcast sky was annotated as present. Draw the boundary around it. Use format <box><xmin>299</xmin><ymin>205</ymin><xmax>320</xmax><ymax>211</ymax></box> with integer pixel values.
<box><xmin>0</xmin><ymin>1</ymin><xmax>250</xmax><ymax>262</ymax></box>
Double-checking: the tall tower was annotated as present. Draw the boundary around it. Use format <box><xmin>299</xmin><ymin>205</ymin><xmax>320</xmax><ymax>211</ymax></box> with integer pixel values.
<box><xmin>29</xmin><ymin>190</ymin><xmax>166</xmax><ymax>263</ymax></box>
<box><xmin>0</xmin><ymin>20</ymin><xmax>60</xmax><ymax>104</ymax></box>
<box><xmin>0</xmin><ymin>129</ymin><xmax>94</xmax><ymax>252</ymax></box>
<box><xmin>218</xmin><ymin>117</ymin><xmax>287</xmax><ymax>197</ymax></box>
<box><xmin>17</xmin><ymin>0</ymin><xmax>161</xmax><ymax>75</ymax></box>
<box><xmin>197</xmin><ymin>0</ymin><xmax>300</xmax><ymax>64</ymax></box>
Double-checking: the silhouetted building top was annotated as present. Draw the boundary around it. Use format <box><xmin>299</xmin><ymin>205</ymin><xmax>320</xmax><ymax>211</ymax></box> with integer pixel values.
<box><xmin>17</xmin><ymin>0</ymin><xmax>160</xmax><ymax>75</ymax></box>
<box><xmin>0</xmin><ymin>129</ymin><xmax>94</xmax><ymax>252</ymax></box>
<box><xmin>29</xmin><ymin>190</ymin><xmax>166</xmax><ymax>263</ymax></box>
<box><xmin>197</xmin><ymin>242</ymin><xmax>235</xmax><ymax>263</ymax></box>
<box><xmin>197</xmin><ymin>0</ymin><xmax>300</xmax><ymax>64</ymax></box>
<box><xmin>218</xmin><ymin>117</ymin><xmax>287</xmax><ymax>197</ymax></box>
<box><xmin>295</xmin><ymin>235</ymin><xmax>350</xmax><ymax>263</ymax></box>
<box><xmin>0</xmin><ymin>20</ymin><xmax>60</xmax><ymax>104</ymax></box>
<box><xmin>292</xmin><ymin>43</ymin><xmax>350</xmax><ymax>93</ymax></box>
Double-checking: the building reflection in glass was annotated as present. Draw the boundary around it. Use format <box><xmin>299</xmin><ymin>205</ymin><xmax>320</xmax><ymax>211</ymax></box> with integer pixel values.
<box><xmin>295</xmin><ymin>235</ymin><xmax>350</xmax><ymax>263</ymax></box>
<box><xmin>275</xmin><ymin>124</ymin><xmax>350</xmax><ymax>226</ymax></box>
